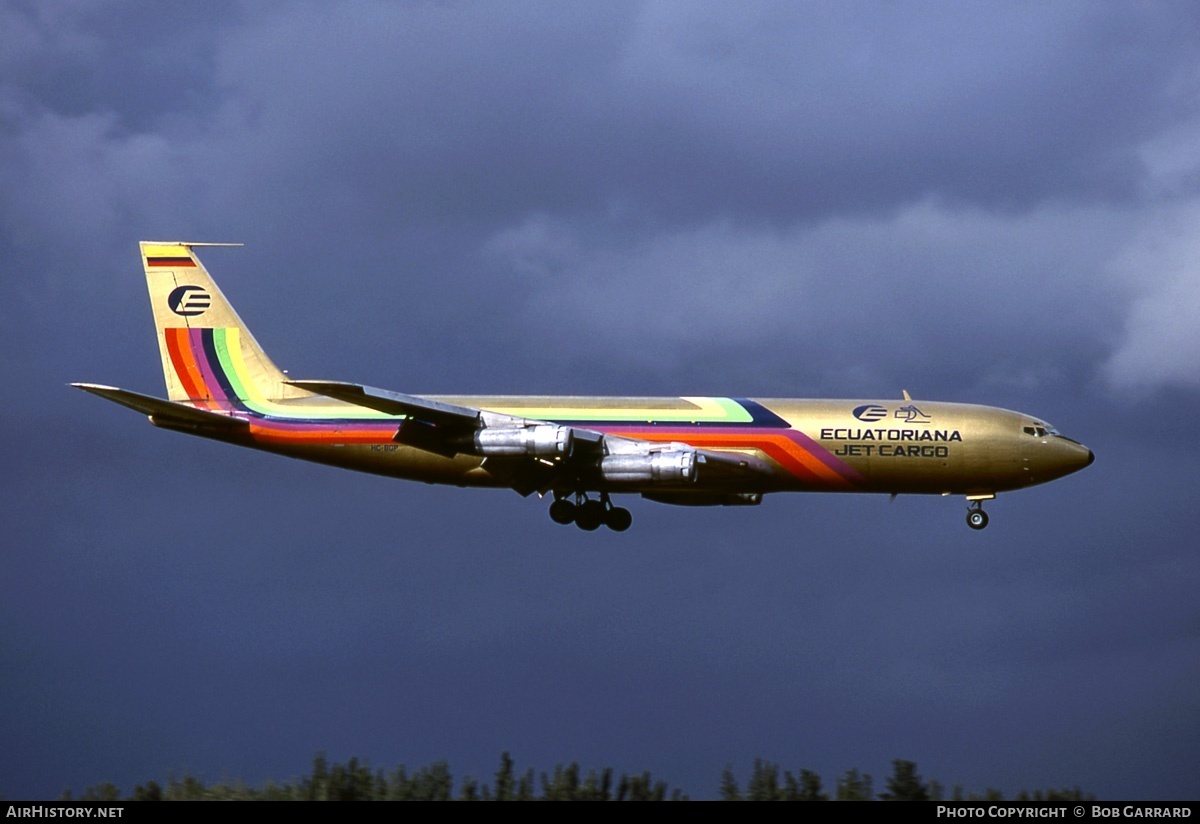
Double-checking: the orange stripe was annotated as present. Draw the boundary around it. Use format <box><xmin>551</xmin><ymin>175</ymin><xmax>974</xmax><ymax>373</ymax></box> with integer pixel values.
<box><xmin>165</xmin><ymin>329</ymin><xmax>203</xmax><ymax>401</ymax></box>
<box><xmin>617</xmin><ymin>429</ymin><xmax>852</xmax><ymax>488</ymax></box>
<box><xmin>164</xmin><ymin>328</ymin><xmax>219</xmax><ymax>407</ymax></box>
<box><xmin>245</xmin><ymin>423</ymin><xmax>852</xmax><ymax>487</ymax></box>
<box><xmin>247</xmin><ymin>424</ymin><xmax>395</xmax><ymax>445</ymax></box>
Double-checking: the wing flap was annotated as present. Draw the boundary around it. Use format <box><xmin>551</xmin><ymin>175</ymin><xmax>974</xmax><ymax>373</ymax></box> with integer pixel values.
<box><xmin>286</xmin><ymin>380</ymin><xmax>480</xmax><ymax>428</ymax></box>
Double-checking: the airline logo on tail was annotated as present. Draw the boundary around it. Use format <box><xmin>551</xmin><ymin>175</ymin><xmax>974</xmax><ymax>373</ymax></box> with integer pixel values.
<box><xmin>168</xmin><ymin>285</ymin><xmax>212</xmax><ymax>316</ymax></box>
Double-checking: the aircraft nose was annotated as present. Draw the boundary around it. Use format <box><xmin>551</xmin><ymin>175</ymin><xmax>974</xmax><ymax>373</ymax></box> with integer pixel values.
<box><xmin>1065</xmin><ymin>440</ymin><xmax>1095</xmax><ymax>475</ymax></box>
<box><xmin>1065</xmin><ymin>440</ymin><xmax>1094</xmax><ymax>473</ymax></box>
<box><xmin>1027</xmin><ymin>436</ymin><xmax>1093</xmax><ymax>484</ymax></box>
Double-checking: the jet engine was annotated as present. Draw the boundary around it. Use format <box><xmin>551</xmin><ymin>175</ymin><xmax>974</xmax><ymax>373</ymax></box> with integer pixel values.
<box><xmin>600</xmin><ymin>450</ymin><xmax>697</xmax><ymax>484</ymax></box>
<box><xmin>473</xmin><ymin>424</ymin><xmax>574</xmax><ymax>458</ymax></box>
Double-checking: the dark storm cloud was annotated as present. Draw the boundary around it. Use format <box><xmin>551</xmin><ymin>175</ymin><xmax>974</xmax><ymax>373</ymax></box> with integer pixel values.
<box><xmin>5</xmin><ymin>2</ymin><xmax>1200</xmax><ymax>393</ymax></box>
<box><xmin>490</xmin><ymin>203</ymin><xmax>1135</xmax><ymax>396</ymax></box>
<box><xmin>0</xmin><ymin>1</ymin><xmax>238</xmax><ymax>128</ymax></box>
<box><xmin>2</xmin><ymin>0</ymin><xmax>1199</xmax><ymax>802</ymax></box>
<box><xmin>194</xmin><ymin>2</ymin><xmax>1200</xmax><ymax>230</ymax></box>
<box><xmin>12</xmin><ymin>2</ymin><xmax>1197</xmax><ymax>249</ymax></box>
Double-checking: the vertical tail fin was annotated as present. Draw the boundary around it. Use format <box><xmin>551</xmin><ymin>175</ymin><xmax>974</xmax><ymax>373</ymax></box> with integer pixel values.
<box><xmin>142</xmin><ymin>242</ymin><xmax>296</xmax><ymax>407</ymax></box>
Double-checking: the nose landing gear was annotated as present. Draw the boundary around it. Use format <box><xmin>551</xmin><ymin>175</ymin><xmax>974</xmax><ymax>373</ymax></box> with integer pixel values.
<box><xmin>548</xmin><ymin>492</ymin><xmax>632</xmax><ymax>532</ymax></box>
<box><xmin>966</xmin><ymin>499</ymin><xmax>989</xmax><ymax>530</ymax></box>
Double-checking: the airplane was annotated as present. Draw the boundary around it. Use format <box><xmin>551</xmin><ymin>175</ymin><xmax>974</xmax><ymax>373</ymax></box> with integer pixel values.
<box><xmin>73</xmin><ymin>242</ymin><xmax>1094</xmax><ymax>533</ymax></box>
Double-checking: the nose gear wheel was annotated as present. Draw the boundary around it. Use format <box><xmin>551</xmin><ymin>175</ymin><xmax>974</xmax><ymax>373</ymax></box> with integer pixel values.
<box><xmin>966</xmin><ymin>500</ymin><xmax>989</xmax><ymax>530</ymax></box>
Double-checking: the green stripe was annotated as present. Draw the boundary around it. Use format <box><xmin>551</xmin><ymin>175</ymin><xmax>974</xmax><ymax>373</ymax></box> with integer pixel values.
<box><xmin>213</xmin><ymin>328</ymin><xmax>249</xmax><ymax>398</ymax></box>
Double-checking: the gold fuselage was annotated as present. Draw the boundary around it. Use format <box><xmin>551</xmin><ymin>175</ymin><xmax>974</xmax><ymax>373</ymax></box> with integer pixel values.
<box><xmin>82</xmin><ymin>243</ymin><xmax>1094</xmax><ymax>525</ymax></box>
<box><xmin>227</xmin><ymin>395</ymin><xmax>1092</xmax><ymax>498</ymax></box>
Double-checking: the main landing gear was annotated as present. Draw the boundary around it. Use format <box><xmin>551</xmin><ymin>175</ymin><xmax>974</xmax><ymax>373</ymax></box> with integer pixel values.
<box><xmin>966</xmin><ymin>500</ymin><xmax>990</xmax><ymax>530</ymax></box>
<box><xmin>548</xmin><ymin>492</ymin><xmax>632</xmax><ymax>532</ymax></box>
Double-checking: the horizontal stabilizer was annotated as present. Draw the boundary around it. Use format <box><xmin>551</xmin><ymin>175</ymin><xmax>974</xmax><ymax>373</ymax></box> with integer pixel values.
<box><xmin>71</xmin><ymin>383</ymin><xmax>247</xmax><ymax>434</ymax></box>
<box><xmin>287</xmin><ymin>380</ymin><xmax>480</xmax><ymax>428</ymax></box>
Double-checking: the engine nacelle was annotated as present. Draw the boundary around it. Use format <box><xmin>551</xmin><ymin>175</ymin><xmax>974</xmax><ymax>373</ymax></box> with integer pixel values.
<box><xmin>600</xmin><ymin>450</ymin><xmax>698</xmax><ymax>484</ymax></box>
<box><xmin>473</xmin><ymin>425</ymin><xmax>573</xmax><ymax>458</ymax></box>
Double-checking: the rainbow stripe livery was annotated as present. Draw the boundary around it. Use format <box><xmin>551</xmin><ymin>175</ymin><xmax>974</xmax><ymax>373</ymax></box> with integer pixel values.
<box><xmin>73</xmin><ymin>242</ymin><xmax>1093</xmax><ymax>532</ymax></box>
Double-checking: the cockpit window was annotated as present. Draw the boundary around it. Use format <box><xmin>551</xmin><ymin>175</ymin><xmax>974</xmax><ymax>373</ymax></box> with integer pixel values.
<box><xmin>1024</xmin><ymin>421</ymin><xmax>1060</xmax><ymax>438</ymax></box>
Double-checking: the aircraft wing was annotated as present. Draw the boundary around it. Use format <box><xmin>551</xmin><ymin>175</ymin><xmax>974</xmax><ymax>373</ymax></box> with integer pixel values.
<box><xmin>292</xmin><ymin>380</ymin><xmax>776</xmax><ymax>494</ymax></box>
<box><xmin>288</xmin><ymin>379</ymin><xmax>489</xmax><ymax>458</ymax></box>
<box><xmin>286</xmin><ymin>380</ymin><xmax>480</xmax><ymax>427</ymax></box>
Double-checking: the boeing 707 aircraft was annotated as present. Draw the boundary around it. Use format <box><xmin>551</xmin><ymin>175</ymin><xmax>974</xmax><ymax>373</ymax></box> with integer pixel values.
<box><xmin>74</xmin><ymin>242</ymin><xmax>1094</xmax><ymax>532</ymax></box>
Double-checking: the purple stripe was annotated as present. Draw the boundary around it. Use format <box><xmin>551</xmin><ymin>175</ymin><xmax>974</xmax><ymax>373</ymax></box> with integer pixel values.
<box><xmin>188</xmin><ymin>328</ymin><xmax>230</xmax><ymax>403</ymax></box>
<box><xmin>591</xmin><ymin>424</ymin><xmax>864</xmax><ymax>483</ymax></box>
<box><xmin>785</xmin><ymin>428</ymin><xmax>864</xmax><ymax>482</ymax></box>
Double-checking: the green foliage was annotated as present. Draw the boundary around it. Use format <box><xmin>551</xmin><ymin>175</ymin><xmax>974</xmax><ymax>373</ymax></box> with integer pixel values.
<box><xmin>58</xmin><ymin>754</ymin><xmax>1089</xmax><ymax>800</ymax></box>
<box><xmin>492</xmin><ymin>751</ymin><xmax>516</xmax><ymax>801</ymax></box>
<box><xmin>836</xmin><ymin>767</ymin><xmax>874</xmax><ymax>800</ymax></box>
<box><xmin>719</xmin><ymin>765</ymin><xmax>741</xmax><ymax>800</ymax></box>
<box><xmin>78</xmin><ymin>783</ymin><xmax>120</xmax><ymax>802</ymax></box>
<box><xmin>879</xmin><ymin>759</ymin><xmax>929</xmax><ymax>801</ymax></box>
<box><xmin>792</xmin><ymin>769</ymin><xmax>828</xmax><ymax>801</ymax></box>
<box><xmin>746</xmin><ymin>758</ymin><xmax>783</xmax><ymax>800</ymax></box>
<box><xmin>1016</xmin><ymin>787</ymin><xmax>1091</xmax><ymax>802</ymax></box>
<box><xmin>131</xmin><ymin>781</ymin><xmax>163</xmax><ymax>801</ymax></box>
<box><xmin>960</xmin><ymin>787</ymin><xmax>1005</xmax><ymax>801</ymax></box>
<box><xmin>720</xmin><ymin>761</ymin><xmax>826</xmax><ymax>801</ymax></box>
<box><xmin>164</xmin><ymin>775</ymin><xmax>207</xmax><ymax>801</ymax></box>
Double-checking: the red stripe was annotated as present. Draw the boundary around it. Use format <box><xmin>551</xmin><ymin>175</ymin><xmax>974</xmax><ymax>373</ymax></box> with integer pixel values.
<box><xmin>147</xmin><ymin>257</ymin><xmax>197</xmax><ymax>267</ymax></box>
<box><xmin>164</xmin><ymin>328</ymin><xmax>212</xmax><ymax>403</ymax></box>
<box><xmin>614</xmin><ymin>429</ymin><xmax>855</xmax><ymax>488</ymax></box>
<box><xmin>248</xmin><ymin>423</ymin><xmax>395</xmax><ymax>445</ymax></box>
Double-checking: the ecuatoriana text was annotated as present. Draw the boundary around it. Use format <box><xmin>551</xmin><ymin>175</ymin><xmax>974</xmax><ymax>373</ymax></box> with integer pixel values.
<box><xmin>820</xmin><ymin>428</ymin><xmax>963</xmax><ymax>442</ymax></box>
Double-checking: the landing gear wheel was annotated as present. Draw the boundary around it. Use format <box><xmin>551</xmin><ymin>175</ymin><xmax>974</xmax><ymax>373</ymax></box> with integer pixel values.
<box><xmin>966</xmin><ymin>508</ymin><xmax>989</xmax><ymax>530</ymax></box>
<box><xmin>549</xmin><ymin>499</ymin><xmax>576</xmax><ymax>525</ymax></box>
<box><xmin>604</xmin><ymin>507</ymin><xmax>632</xmax><ymax>532</ymax></box>
<box><xmin>575</xmin><ymin>500</ymin><xmax>605</xmax><ymax>531</ymax></box>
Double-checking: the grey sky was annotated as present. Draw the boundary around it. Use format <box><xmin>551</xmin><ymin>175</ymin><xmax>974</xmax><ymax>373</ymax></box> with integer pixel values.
<box><xmin>2</xmin><ymin>1</ymin><xmax>1197</xmax><ymax>799</ymax></box>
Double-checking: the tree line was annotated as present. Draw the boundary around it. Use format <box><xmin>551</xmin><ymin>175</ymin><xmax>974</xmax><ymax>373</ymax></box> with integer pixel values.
<box><xmin>59</xmin><ymin>754</ymin><xmax>1091</xmax><ymax>801</ymax></box>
